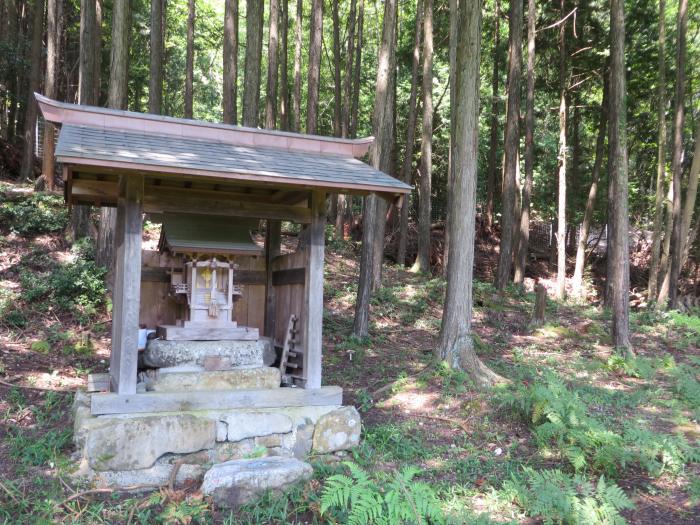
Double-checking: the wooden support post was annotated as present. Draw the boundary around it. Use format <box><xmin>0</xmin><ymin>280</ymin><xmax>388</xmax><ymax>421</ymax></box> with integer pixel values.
<box><xmin>264</xmin><ymin>220</ymin><xmax>282</xmax><ymax>338</ymax></box>
<box><xmin>533</xmin><ymin>282</ymin><xmax>547</xmax><ymax>327</ymax></box>
<box><xmin>302</xmin><ymin>191</ymin><xmax>326</xmax><ymax>389</ymax></box>
<box><xmin>109</xmin><ymin>174</ymin><xmax>144</xmax><ymax>394</ymax></box>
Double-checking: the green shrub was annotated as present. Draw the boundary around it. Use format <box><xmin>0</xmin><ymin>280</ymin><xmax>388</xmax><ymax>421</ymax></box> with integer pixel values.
<box><xmin>0</xmin><ymin>193</ymin><xmax>68</xmax><ymax>236</ymax></box>
<box><xmin>501</xmin><ymin>468</ymin><xmax>634</xmax><ymax>525</ymax></box>
<box><xmin>321</xmin><ymin>462</ymin><xmax>444</xmax><ymax>525</ymax></box>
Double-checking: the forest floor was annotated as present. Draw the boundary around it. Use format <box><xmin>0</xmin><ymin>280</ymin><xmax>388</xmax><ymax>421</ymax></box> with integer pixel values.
<box><xmin>1</xmin><ymin>181</ymin><xmax>699</xmax><ymax>524</ymax></box>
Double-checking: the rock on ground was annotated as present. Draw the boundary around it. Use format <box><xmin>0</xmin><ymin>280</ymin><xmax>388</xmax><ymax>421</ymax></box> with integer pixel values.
<box><xmin>312</xmin><ymin>406</ymin><xmax>361</xmax><ymax>453</ymax></box>
<box><xmin>201</xmin><ymin>457</ymin><xmax>313</xmax><ymax>507</ymax></box>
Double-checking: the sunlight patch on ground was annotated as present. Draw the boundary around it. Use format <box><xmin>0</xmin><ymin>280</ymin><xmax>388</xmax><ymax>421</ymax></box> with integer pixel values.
<box><xmin>379</xmin><ymin>386</ymin><xmax>440</xmax><ymax>413</ymax></box>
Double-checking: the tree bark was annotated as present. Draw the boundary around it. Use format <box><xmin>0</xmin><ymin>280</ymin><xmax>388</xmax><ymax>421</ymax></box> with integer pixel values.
<box><xmin>148</xmin><ymin>0</ymin><xmax>164</xmax><ymax>114</ymax></box>
<box><xmin>679</xmin><ymin>123</ymin><xmax>700</xmax><ymax>268</ymax></box>
<box><xmin>292</xmin><ymin>0</ymin><xmax>302</xmax><ymax>132</ymax></box>
<box><xmin>572</xmin><ymin>77</ymin><xmax>608</xmax><ymax>297</ymax></box>
<box><xmin>667</xmin><ymin>0</ymin><xmax>688</xmax><ymax>308</ymax></box>
<box><xmin>412</xmin><ymin>0</ymin><xmax>433</xmax><ymax>274</ymax></box>
<box><xmin>279</xmin><ymin>0</ymin><xmax>289</xmax><ymax>130</ymax></box>
<box><xmin>42</xmin><ymin>0</ymin><xmax>60</xmax><ymax>190</ymax></box>
<box><xmin>19</xmin><ymin>0</ymin><xmax>45</xmax><ymax>182</ymax></box>
<box><xmin>648</xmin><ymin>0</ymin><xmax>667</xmax><ymax>301</ymax></box>
<box><xmin>331</xmin><ymin>0</ymin><xmax>342</xmax><ymax>137</ymax></box>
<box><xmin>223</xmin><ymin>0</ymin><xmax>239</xmax><ymax>124</ymax></box>
<box><xmin>265</xmin><ymin>0</ymin><xmax>279</xmax><ymax>129</ymax></box>
<box><xmin>494</xmin><ymin>0</ymin><xmax>522</xmax><ymax>290</ymax></box>
<box><xmin>350</xmin><ymin>0</ymin><xmax>364</xmax><ymax>138</ymax></box>
<box><xmin>306</xmin><ymin>0</ymin><xmax>323</xmax><ymax>134</ymax></box>
<box><xmin>440</xmin><ymin>0</ymin><xmax>503</xmax><ymax>386</ymax></box>
<box><xmin>397</xmin><ymin>0</ymin><xmax>423</xmax><ymax>266</ymax></box>
<box><xmin>513</xmin><ymin>0</ymin><xmax>535</xmax><ymax>286</ymax></box>
<box><xmin>608</xmin><ymin>0</ymin><xmax>631</xmax><ymax>353</ymax></box>
<box><xmin>484</xmin><ymin>0</ymin><xmax>500</xmax><ymax>233</ymax></box>
<box><xmin>555</xmin><ymin>0</ymin><xmax>568</xmax><ymax>300</ymax></box>
<box><xmin>94</xmin><ymin>0</ymin><xmax>102</xmax><ymax>103</ymax></box>
<box><xmin>342</xmin><ymin>0</ymin><xmax>357</xmax><ymax>138</ymax></box>
<box><xmin>243</xmin><ymin>0</ymin><xmax>263</xmax><ymax>127</ymax></box>
<box><xmin>353</xmin><ymin>0</ymin><xmax>397</xmax><ymax>338</ymax></box>
<box><xmin>184</xmin><ymin>0</ymin><xmax>195</xmax><ymax>118</ymax></box>
<box><xmin>658</xmin><ymin>181</ymin><xmax>674</xmax><ymax>304</ymax></box>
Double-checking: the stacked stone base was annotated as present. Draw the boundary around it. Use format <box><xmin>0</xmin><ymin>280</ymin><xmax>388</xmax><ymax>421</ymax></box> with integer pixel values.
<box><xmin>72</xmin><ymin>392</ymin><xmax>361</xmax><ymax>503</ymax></box>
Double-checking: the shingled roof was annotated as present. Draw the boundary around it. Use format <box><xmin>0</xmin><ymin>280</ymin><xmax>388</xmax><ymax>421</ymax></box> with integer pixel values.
<box><xmin>36</xmin><ymin>94</ymin><xmax>411</xmax><ymax>198</ymax></box>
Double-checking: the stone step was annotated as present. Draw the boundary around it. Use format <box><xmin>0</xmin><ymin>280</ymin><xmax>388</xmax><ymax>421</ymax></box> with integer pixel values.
<box><xmin>142</xmin><ymin>337</ymin><xmax>276</xmax><ymax>369</ymax></box>
<box><xmin>201</xmin><ymin>457</ymin><xmax>313</xmax><ymax>507</ymax></box>
<box><xmin>144</xmin><ymin>367</ymin><xmax>281</xmax><ymax>393</ymax></box>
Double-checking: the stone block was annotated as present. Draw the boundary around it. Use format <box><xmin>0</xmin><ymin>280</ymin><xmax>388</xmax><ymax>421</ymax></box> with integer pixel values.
<box><xmin>255</xmin><ymin>434</ymin><xmax>285</xmax><ymax>448</ymax></box>
<box><xmin>85</xmin><ymin>414</ymin><xmax>216</xmax><ymax>471</ymax></box>
<box><xmin>92</xmin><ymin>463</ymin><xmax>205</xmax><ymax>489</ymax></box>
<box><xmin>143</xmin><ymin>338</ymin><xmax>274</xmax><ymax>369</ymax></box>
<box><xmin>222</xmin><ymin>412</ymin><xmax>293</xmax><ymax>442</ymax></box>
<box><xmin>201</xmin><ymin>457</ymin><xmax>313</xmax><ymax>507</ymax></box>
<box><xmin>312</xmin><ymin>407</ymin><xmax>361</xmax><ymax>453</ymax></box>
<box><xmin>146</xmin><ymin>368</ymin><xmax>281</xmax><ymax>393</ymax></box>
<box><xmin>216</xmin><ymin>421</ymin><xmax>228</xmax><ymax>442</ymax></box>
<box><xmin>212</xmin><ymin>439</ymin><xmax>256</xmax><ymax>463</ymax></box>
<box><xmin>291</xmin><ymin>419</ymin><xmax>314</xmax><ymax>460</ymax></box>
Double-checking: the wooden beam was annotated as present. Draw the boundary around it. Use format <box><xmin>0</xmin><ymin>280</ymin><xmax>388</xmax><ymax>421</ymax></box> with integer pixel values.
<box><xmin>90</xmin><ymin>385</ymin><xmax>343</xmax><ymax>415</ymax></box>
<box><xmin>301</xmin><ymin>191</ymin><xmax>326</xmax><ymax>389</ymax></box>
<box><xmin>265</xmin><ymin>220</ymin><xmax>282</xmax><ymax>338</ymax></box>
<box><xmin>110</xmin><ymin>174</ymin><xmax>144</xmax><ymax>395</ymax></box>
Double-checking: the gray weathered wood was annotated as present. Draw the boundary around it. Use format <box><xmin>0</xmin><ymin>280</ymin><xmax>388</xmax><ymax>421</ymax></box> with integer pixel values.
<box><xmin>90</xmin><ymin>385</ymin><xmax>343</xmax><ymax>415</ymax></box>
<box><xmin>302</xmin><ymin>191</ymin><xmax>326</xmax><ymax>389</ymax></box>
<box><xmin>87</xmin><ymin>373</ymin><xmax>110</xmax><ymax>392</ymax></box>
<box><xmin>272</xmin><ymin>268</ymin><xmax>305</xmax><ymax>286</ymax></box>
<box><xmin>264</xmin><ymin>220</ymin><xmax>281</xmax><ymax>337</ymax></box>
<box><xmin>110</xmin><ymin>174</ymin><xmax>144</xmax><ymax>394</ymax></box>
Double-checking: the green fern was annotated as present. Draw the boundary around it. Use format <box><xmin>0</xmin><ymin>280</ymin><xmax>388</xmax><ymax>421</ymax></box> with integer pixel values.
<box><xmin>321</xmin><ymin>462</ymin><xmax>444</xmax><ymax>525</ymax></box>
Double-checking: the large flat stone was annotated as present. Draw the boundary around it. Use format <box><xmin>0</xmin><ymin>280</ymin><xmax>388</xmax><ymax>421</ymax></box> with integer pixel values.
<box><xmin>201</xmin><ymin>457</ymin><xmax>313</xmax><ymax>507</ymax></box>
<box><xmin>222</xmin><ymin>412</ymin><xmax>293</xmax><ymax>442</ymax></box>
<box><xmin>85</xmin><ymin>414</ymin><xmax>216</xmax><ymax>471</ymax></box>
<box><xmin>143</xmin><ymin>338</ymin><xmax>275</xmax><ymax>369</ymax></box>
<box><xmin>312</xmin><ymin>406</ymin><xmax>361</xmax><ymax>453</ymax></box>
<box><xmin>147</xmin><ymin>368</ymin><xmax>281</xmax><ymax>392</ymax></box>
<box><xmin>91</xmin><ymin>462</ymin><xmax>205</xmax><ymax>489</ymax></box>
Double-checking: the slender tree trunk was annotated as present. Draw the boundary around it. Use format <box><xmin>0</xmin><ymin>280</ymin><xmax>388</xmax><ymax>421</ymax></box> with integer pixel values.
<box><xmin>94</xmin><ymin>0</ymin><xmax>102</xmax><ymax>103</ymax></box>
<box><xmin>331</xmin><ymin>0</ymin><xmax>342</xmax><ymax>137</ymax></box>
<box><xmin>42</xmin><ymin>0</ymin><xmax>59</xmax><ymax>191</ymax></box>
<box><xmin>397</xmin><ymin>0</ymin><xmax>423</xmax><ymax>266</ymax></box>
<box><xmin>513</xmin><ymin>0</ymin><xmax>535</xmax><ymax>286</ymax></box>
<box><xmin>658</xmin><ymin>181</ymin><xmax>674</xmax><ymax>303</ymax></box>
<box><xmin>2</xmin><ymin>0</ymin><xmax>18</xmax><ymax>140</ymax></box>
<box><xmin>440</xmin><ymin>0</ymin><xmax>503</xmax><ymax>386</ymax></box>
<box><xmin>444</xmin><ymin>0</ymin><xmax>458</xmax><ymax>276</ymax></box>
<box><xmin>484</xmin><ymin>0</ymin><xmax>500</xmax><ymax>232</ymax></box>
<box><xmin>572</xmin><ymin>77</ymin><xmax>609</xmax><ymax>297</ymax></box>
<box><xmin>350</xmin><ymin>0</ymin><xmax>364</xmax><ymax>138</ymax></box>
<box><xmin>306</xmin><ymin>0</ymin><xmax>323</xmax><ymax>134</ymax></box>
<box><xmin>292</xmin><ymin>0</ymin><xmax>303</xmax><ymax>132</ymax></box>
<box><xmin>667</xmin><ymin>0</ymin><xmax>688</xmax><ymax>308</ymax></box>
<box><xmin>353</xmin><ymin>0</ymin><xmax>397</xmax><ymax>338</ymax></box>
<box><xmin>184</xmin><ymin>0</ymin><xmax>194</xmax><ymax>118</ymax></box>
<box><xmin>148</xmin><ymin>0</ymin><xmax>163</xmax><ymax>114</ymax></box>
<box><xmin>555</xmin><ymin>0</ymin><xmax>568</xmax><ymax>300</ymax></box>
<box><xmin>648</xmin><ymin>0</ymin><xmax>667</xmax><ymax>301</ymax></box>
<box><xmin>494</xmin><ymin>0</ymin><xmax>522</xmax><ymax>290</ymax></box>
<box><xmin>680</xmin><ymin>124</ymin><xmax>700</xmax><ymax>268</ymax></box>
<box><xmin>279</xmin><ymin>0</ymin><xmax>289</xmax><ymax>130</ymax></box>
<box><xmin>412</xmin><ymin>0</ymin><xmax>433</xmax><ymax>274</ymax></box>
<box><xmin>223</xmin><ymin>0</ymin><xmax>238</xmax><ymax>125</ymax></box>
<box><xmin>608</xmin><ymin>0</ymin><xmax>631</xmax><ymax>353</ymax></box>
<box><xmin>19</xmin><ymin>0</ymin><xmax>45</xmax><ymax>182</ymax></box>
<box><xmin>243</xmin><ymin>0</ymin><xmax>263</xmax><ymax>127</ymax></box>
<box><xmin>342</xmin><ymin>0</ymin><xmax>357</xmax><ymax>138</ymax></box>
<box><xmin>265</xmin><ymin>0</ymin><xmax>279</xmax><ymax>129</ymax></box>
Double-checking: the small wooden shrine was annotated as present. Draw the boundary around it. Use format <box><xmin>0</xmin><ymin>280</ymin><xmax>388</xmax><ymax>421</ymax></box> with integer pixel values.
<box><xmin>36</xmin><ymin>93</ymin><xmax>410</xmax><ymax>417</ymax></box>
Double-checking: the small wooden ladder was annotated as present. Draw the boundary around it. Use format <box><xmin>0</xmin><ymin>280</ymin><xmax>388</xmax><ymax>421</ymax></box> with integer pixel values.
<box><xmin>279</xmin><ymin>315</ymin><xmax>303</xmax><ymax>385</ymax></box>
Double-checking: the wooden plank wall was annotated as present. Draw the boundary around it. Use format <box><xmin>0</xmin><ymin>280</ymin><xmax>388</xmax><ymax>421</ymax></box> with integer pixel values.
<box><xmin>139</xmin><ymin>250</ymin><xmax>266</xmax><ymax>333</ymax></box>
<box><xmin>271</xmin><ymin>250</ymin><xmax>306</xmax><ymax>348</ymax></box>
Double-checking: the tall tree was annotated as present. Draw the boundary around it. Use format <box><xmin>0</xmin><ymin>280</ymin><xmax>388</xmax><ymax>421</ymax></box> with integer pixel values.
<box><xmin>648</xmin><ymin>0</ymin><xmax>667</xmax><ymax>301</ymax></box>
<box><xmin>572</xmin><ymin>77</ymin><xmax>608</xmax><ymax>297</ymax></box>
<box><xmin>331</xmin><ymin>0</ymin><xmax>342</xmax><ymax>137</ymax></box>
<box><xmin>353</xmin><ymin>0</ymin><xmax>397</xmax><ymax>338</ymax></box>
<box><xmin>148</xmin><ymin>0</ymin><xmax>164</xmax><ymax>114</ymax></box>
<box><xmin>440</xmin><ymin>0</ymin><xmax>502</xmax><ymax>386</ymax></box>
<box><xmin>42</xmin><ymin>0</ymin><xmax>60</xmax><ymax>190</ymax></box>
<box><xmin>223</xmin><ymin>0</ymin><xmax>239</xmax><ymax>124</ymax></box>
<box><xmin>243</xmin><ymin>0</ymin><xmax>263</xmax><ymax>127</ymax></box>
<box><xmin>494</xmin><ymin>0</ymin><xmax>522</xmax><ymax>290</ymax></box>
<box><xmin>679</xmin><ymin>123</ymin><xmax>700</xmax><ymax>267</ymax></box>
<box><xmin>292</xmin><ymin>0</ymin><xmax>302</xmax><ymax>132</ymax></box>
<box><xmin>306</xmin><ymin>0</ymin><xmax>323</xmax><ymax>134</ymax></box>
<box><xmin>484</xmin><ymin>0</ymin><xmax>500</xmax><ymax>232</ymax></box>
<box><xmin>555</xmin><ymin>0</ymin><xmax>568</xmax><ymax>300</ymax></box>
<box><xmin>350</xmin><ymin>0</ymin><xmax>365</xmax><ymax>138</ymax></box>
<box><xmin>184</xmin><ymin>0</ymin><xmax>195</xmax><ymax>118</ymax></box>
<box><xmin>94</xmin><ymin>0</ymin><xmax>102</xmax><ymax>102</ymax></box>
<box><xmin>412</xmin><ymin>0</ymin><xmax>433</xmax><ymax>273</ymax></box>
<box><xmin>513</xmin><ymin>0</ymin><xmax>535</xmax><ymax>285</ymax></box>
<box><xmin>397</xmin><ymin>0</ymin><xmax>423</xmax><ymax>266</ymax></box>
<box><xmin>279</xmin><ymin>0</ymin><xmax>289</xmax><ymax>130</ymax></box>
<box><xmin>341</xmin><ymin>0</ymin><xmax>357</xmax><ymax>138</ymax></box>
<box><xmin>608</xmin><ymin>0</ymin><xmax>631</xmax><ymax>353</ymax></box>
<box><xmin>667</xmin><ymin>0</ymin><xmax>688</xmax><ymax>309</ymax></box>
<box><xmin>19</xmin><ymin>0</ymin><xmax>45</xmax><ymax>181</ymax></box>
<box><xmin>265</xmin><ymin>0</ymin><xmax>279</xmax><ymax>129</ymax></box>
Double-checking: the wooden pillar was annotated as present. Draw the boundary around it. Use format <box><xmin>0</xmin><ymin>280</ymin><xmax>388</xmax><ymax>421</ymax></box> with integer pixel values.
<box><xmin>302</xmin><ymin>191</ymin><xmax>326</xmax><ymax>389</ymax></box>
<box><xmin>264</xmin><ymin>219</ymin><xmax>281</xmax><ymax>338</ymax></box>
<box><xmin>109</xmin><ymin>174</ymin><xmax>144</xmax><ymax>394</ymax></box>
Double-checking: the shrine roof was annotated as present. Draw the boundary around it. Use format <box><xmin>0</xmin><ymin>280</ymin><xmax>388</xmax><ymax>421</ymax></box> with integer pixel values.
<box><xmin>36</xmin><ymin>94</ymin><xmax>411</xmax><ymax>198</ymax></box>
<box><xmin>158</xmin><ymin>214</ymin><xmax>263</xmax><ymax>256</ymax></box>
